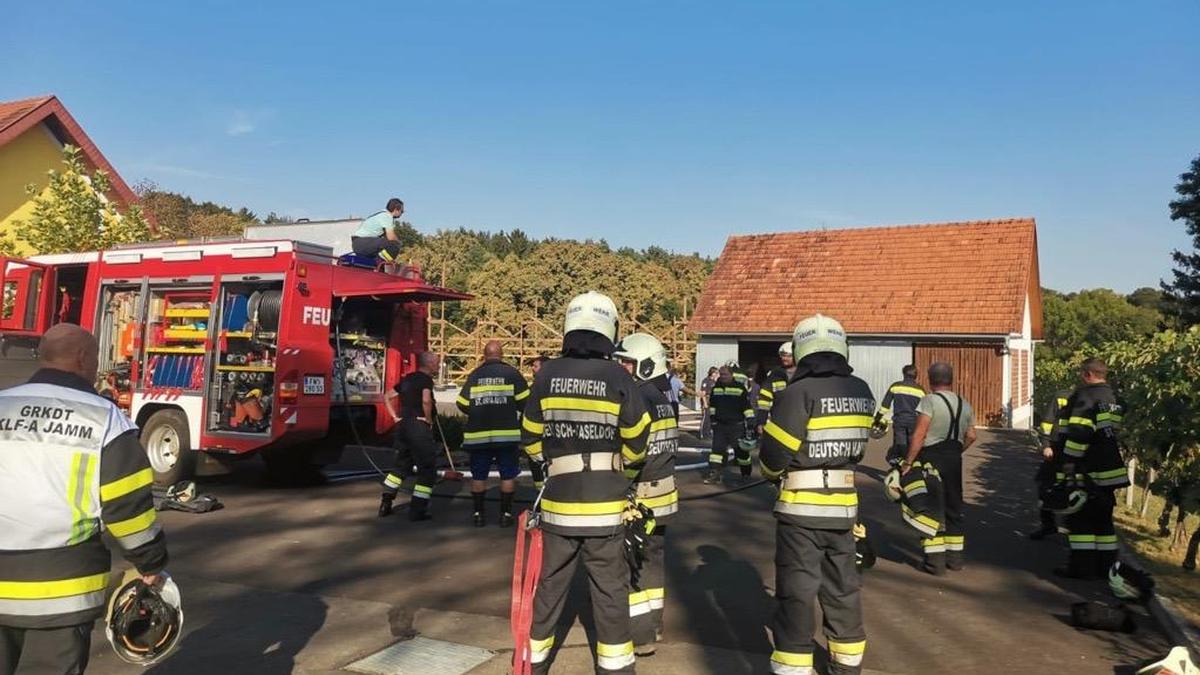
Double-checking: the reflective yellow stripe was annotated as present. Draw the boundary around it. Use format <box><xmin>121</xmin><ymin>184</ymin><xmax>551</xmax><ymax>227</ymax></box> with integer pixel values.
<box><xmin>621</xmin><ymin>412</ymin><xmax>651</xmax><ymax>439</ymax></box>
<box><xmin>100</xmin><ymin>468</ymin><xmax>153</xmax><ymax>502</ymax></box>
<box><xmin>761</xmin><ymin>463</ymin><xmax>784</xmax><ymax>479</ymax></box>
<box><xmin>778</xmin><ymin>490</ymin><xmax>858</xmax><ymax>506</ymax></box>
<box><xmin>530</xmin><ymin>636</ymin><xmax>554</xmax><ymax>652</ymax></box>
<box><xmin>522</xmin><ymin>417</ymin><xmax>544</xmax><ymax>434</ymax></box>
<box><xmin>1068</xmin><ymin>416</ymin><xmax>1095</xmax><ymax>428</ymax></box>
<box><xmin>637</xmin><ymin>491</ymin><xmax>679</xmax><ymax>510</ymax></box>
<box><xmin>515</xmin><ymin>389</ymin><xmax>531</xmax><ymax>401</ymax></box>
<box><xmin>764</xmin><ymin>420</ymin><xmax>802</xmax><ymax>452</ymax></box>
<box><xmin>622</xmin><ymin>444</ymin><xmax>646</xmax><ymax>463</ymax></box>
<box><xmin>807</xmin><ymin>415</ymin><xmax>873</xmax><ymax>430</ymax></box>
<box><xmin>542</xmin><ymin>397</ymin><xmax>620</xmax><ymax>415</ymax></box>
<box><xmin>891</xmin><ymin>385</ymin><xmax>924</xmax><ymax>398</ymax></box>
<box><xmin>0</xmin><ymin>572</ymin><xmax>110</xmax><ymax>600</ymax></box>
<box><xmin>646</xmin><ymin>588</ymin><xmax>664</xmax><ymax>600</ymax></box>
<box><xmin>525</xmin><ymin>441</ymin><xmax>543</xmax><ymax>459</ymax></box>
<box><xmin>904</xmin><ymin>480</ymin><xmax>926</xmax><ymax>493</ymax></box>
<box><xmin>1090</xmin><ymin>468</ymin><xmax>1127</xmax><ymax>479</ymax></box>
<box><xmin>473</xmin><ymin>384</ymin><xmax>514</xmax><ymax>394</ymax></box>
<box><xmin>107</xmin><ymin>508</ymin><xmax>157</xmax><ymax>538</ymax></box>
<box><xmin>828</xmin><ymin>640</ymin><xmax>866</xmax><ymax>655</ymax></box>
<box><xmin>596</xmin><ymin>641</ymin><xmax>634</xmax><ymax>657</ymax></box>
<box><xmin>650</xmin><ymin>418</ymin><xmax>676</xmax><ymax>433</ymax></box>
<box><xmin>1039</xmin><ymin>422</ymin><xmax>1053</xmax><ymax>434</ymax></box>
<box><xmin>541</xmin><ymin>499</ymin><xmax>626</xmax><ymax>515</ymax></box>
<box><xmin>66</xmin><ymin>454</ymin><xmax>84</xmax><ymax>544</ymax></box>
<box><xmin>463</xmin><ymin>429</ymin><xmax>521</xmax><ymax>440</ymax></box>
<box><xmin>771</xmin><ymin>650</ymin><xmax>813</xmax><ymax>667</ymax></box>
<box><xmin>456</xmin><ymin>396</ymin><xmax>470</xmax><ymax>407</ymax></box>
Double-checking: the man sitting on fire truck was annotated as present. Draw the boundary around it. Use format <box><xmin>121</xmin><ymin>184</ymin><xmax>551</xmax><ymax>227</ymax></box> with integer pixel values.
<box><xmin>351</xmin><ymin>197</ymin><xmax>405</xmax><ymax>263</ymax></box>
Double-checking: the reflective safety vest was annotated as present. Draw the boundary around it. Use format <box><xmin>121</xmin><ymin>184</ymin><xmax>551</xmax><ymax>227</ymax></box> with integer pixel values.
<box><xmin>456</xmin><ymin>360</ymin><xmax>530</xmax><ymax>450</ymax></box>
<box><xmin>628</xmin><ymin>380</ymin><xmax>678</xmax><ymax>522</ymax></box>
<box><xmin>521</xmin><ymin>356</ymin><xmax>650</xmax><ymax>536</ymax></box>
<box><xmin>755</xmin><ymin>366</ymin><xmax>793</xmax><ymax>415</ymax></box>
<box><xmin>877</xmin><ymin>379</ymin><xmax>924</xmax><ymax>427</ymax></box>
<box><xmin>760</xmin><ymin>372</ymin><xmax>875</xmax><ymax>530</ymax></box>
<box><xmin>1053</xmin><ymin>383</ymin><xmax>1129</xmax><ymax>490</ymax></box>
<box><xmin>0</xmin><ymin>369</ymin><xmax>167</xmax><ymax>629</ymax></box>
<box><xmin>709</xmin><ymin>380</ymin><xmax>754</xmax><ymax>425</ymax></box>
<box><xmin>1038</xmin><ymin>390</ymin><xmax>1071</xmax><ymax>448</ymax></box>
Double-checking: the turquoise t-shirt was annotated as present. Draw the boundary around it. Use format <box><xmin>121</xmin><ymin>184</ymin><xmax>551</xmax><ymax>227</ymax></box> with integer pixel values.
<box><xmin>353</xmin><ymin>211</ymin><xmax>394</xmax><ymax>238</ymax></box>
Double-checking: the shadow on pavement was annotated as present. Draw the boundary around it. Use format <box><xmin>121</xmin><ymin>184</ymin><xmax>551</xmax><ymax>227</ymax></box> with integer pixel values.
<box><xmin>959</xmin><ymin>431</ymin><xmax>1170</xmax><ymax>671</ymax></box>
<box><xmin>147</xmin><ymin>585</ymin><xmax>327</xmax><ymax>674</ymax></box>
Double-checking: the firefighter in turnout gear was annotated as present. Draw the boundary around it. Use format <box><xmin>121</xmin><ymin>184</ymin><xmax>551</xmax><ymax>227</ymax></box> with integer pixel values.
<box><xmin>901</xmin><ymin>363</ymin><xmax>977</xmax><ymax>575</ymax></box>
<box><xmin>873</xmin><ymin>365</ymin><xmax>924</xmax><ymax>465</ymax></box>
<box><xmin>522</xmin><ymin>291</ymin><xmax>651</xmax><ymax>674</ymax></box>
<box><xmin>1030</xmin><ymin>390</ymin><xmax>1071</xmax><ymax>540</ymax></box>
<box><xmin>613</xmin><ymin>333</ymin><xmax>679</xmax><ymax>656</ymax></box>
<box><xmin>725</xmin><ymin>360</ymin><xmax>750</xmax><ymax>388</ymax></box>
<box><xmin>0</xmin><ymin>324</ymin><xmax>169</xmax><ymax>673</ymax></box>
<box><xmin>457</xmin><ymin>340</ymin><xmax>530</xmax><ymax>527</ymax></box>
<box><xmin>1052</xmin><ymin>358</ymin><xmax>1129</xmax><ymax>579</ymax></box>
<box><xmin>381</xmin><ymin>352</ymin><xmax>441</xmax><ymax>521</ymax></box>
<box><xmin>759</xmin><ymin>314</ymin><xmax>874</xmax><ymax>675</ymax></box>
<box><xmin>756</xmin><ymin>341</ymin><xmax>796</xmax><ymax>420</ymax></box>
<box><xmin>705</xmin><ymin>366</ymin><xmax>755</xmax><ymax>484</ymax></box>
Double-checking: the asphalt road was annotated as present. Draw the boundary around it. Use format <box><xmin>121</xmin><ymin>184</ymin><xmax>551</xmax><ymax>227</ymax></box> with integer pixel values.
<box><xmin>79</xmin><ymin>425</ymin><xmax>1171</xmax><ymax>674</ymax></box>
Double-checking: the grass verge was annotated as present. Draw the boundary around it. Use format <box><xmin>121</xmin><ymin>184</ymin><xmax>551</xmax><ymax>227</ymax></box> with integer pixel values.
<box><xmin>1114</xmin><ymin>486</ymin><xmax>1199</xmax><ymax>629</ymax></box>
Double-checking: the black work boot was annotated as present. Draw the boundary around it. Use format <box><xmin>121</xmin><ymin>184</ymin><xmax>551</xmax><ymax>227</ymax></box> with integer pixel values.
<box><xmin>472</xmin><ymin>491</ymin><xmax>486</xmax><ymax>527</ymax></box>
<box><xmin>378</xmin><ymin>492</ymin><xmax>395</xmax><ymax>518</ymax></box>
<box><xmin>499</xmin><ymin>492</ymin><xmax>514</xmax><ymax>527</ymax></box>
<box><xmin>409</xmin><ymin>498</ymin><xmax>432</xmax><ymax>522</ymax></box>
<box><xmin>703</xmin><ymin>470</ymin><xmax>721</xmax><ymax>485</ymax></box>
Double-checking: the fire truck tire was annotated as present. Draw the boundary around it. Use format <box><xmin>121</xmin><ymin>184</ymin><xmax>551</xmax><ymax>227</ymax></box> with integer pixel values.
<box><xmin>142</xmin><ymin>409</ymin><xmax>196</xmax><ymax>485</ymax></box>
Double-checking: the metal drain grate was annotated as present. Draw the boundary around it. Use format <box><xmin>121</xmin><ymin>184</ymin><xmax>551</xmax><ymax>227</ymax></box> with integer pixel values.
<box><xmin>345</xmin><ymin>636</ymin><xmax>496</xmax><ymax>675</ymax></box>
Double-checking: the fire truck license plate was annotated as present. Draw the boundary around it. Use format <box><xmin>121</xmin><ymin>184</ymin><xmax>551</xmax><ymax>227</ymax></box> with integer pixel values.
<box><xmin>303</xmin><ymin>376</ymin><xmax>325</xmax><ymax>395</ymax></box>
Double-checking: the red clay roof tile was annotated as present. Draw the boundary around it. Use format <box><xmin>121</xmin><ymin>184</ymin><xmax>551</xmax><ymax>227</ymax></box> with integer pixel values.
<box><xmin>690</xmin><ymin>219</ymin><xmax>1040</xmax><ymax>337</ymax></box>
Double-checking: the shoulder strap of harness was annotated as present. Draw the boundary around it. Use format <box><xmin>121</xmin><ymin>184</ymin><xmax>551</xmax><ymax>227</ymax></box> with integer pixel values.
<box><xmin>934</xmin><ymin>392</ymin><xmax>964</xmax><ymax>443</ymax></box>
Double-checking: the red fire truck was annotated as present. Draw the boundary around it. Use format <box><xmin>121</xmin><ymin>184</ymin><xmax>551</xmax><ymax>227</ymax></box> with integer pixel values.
<box><xmin>0</xmin><ymin>239</ymin><xmax>468</xmax><ymax>484</ymax></box>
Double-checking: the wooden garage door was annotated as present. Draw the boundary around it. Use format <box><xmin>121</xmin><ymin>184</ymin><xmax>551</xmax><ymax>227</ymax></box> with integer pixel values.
<box><xmin>914</xmin><ymin>343</ymin><xmax>1004</xmax><ymax>427</ymax></box>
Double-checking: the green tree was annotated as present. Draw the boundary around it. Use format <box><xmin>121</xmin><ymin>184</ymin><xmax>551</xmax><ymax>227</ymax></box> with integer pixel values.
<box><xmin>1162</xmin><ymin>154</ymin><xmax>1200</xmax><ymax>326</ymax></box>
<box><xmin>135</xmin><ymin>181</ymin><xmax>258</xmax><ymax>240</ymax></box>
<box><xmin>1099</xmin><ymin>328</ymin><xmax>1200</xmax><ymax>565</ymax></box>
<box><xmin>1127</xmin><ymin>287</ymin><xmax>1166</xmax><ymax>313</ymax></box>
<box><xmin>1034</xmin><ymin>287</ymin><xmax>1162</xmax><ymax>415</ymax></box>
<box><xmin>1041</xmin><ymin>288</ymin><xmax>1160</xmax><ymax>361</ymax></box>
<box><xmin>13</xmin><ymin>145</ymin><xmax>151</xmax><ymax>254</ymax></box>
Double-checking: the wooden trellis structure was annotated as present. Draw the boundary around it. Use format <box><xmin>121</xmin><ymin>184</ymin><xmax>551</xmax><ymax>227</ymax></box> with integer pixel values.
<box><xmin>428</xmin><ymin>312</ymin><xmax>697</xmax><ymax>386</ymax></box>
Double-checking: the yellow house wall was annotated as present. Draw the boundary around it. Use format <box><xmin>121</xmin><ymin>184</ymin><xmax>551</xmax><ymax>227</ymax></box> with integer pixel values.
<box><xmin>0</xmin><ymin>123</ymin><xmax>63</xmax><ymax>254</ymax></box>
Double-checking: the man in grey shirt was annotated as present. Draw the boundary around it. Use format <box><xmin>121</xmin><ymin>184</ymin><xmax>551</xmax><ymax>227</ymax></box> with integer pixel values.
<box><xmin>901</xmin><ymin>362</ymin><xmax>977</xmax><ymax>575</ymax></box>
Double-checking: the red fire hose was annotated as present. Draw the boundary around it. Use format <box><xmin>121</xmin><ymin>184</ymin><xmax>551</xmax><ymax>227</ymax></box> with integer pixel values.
<box><xmin>511</xmin><ymin>508</ymin><xmax>544</xmax><ymax>675</ymax></box>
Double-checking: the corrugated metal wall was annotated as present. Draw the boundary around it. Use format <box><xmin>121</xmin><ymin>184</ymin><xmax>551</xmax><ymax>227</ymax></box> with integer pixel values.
<box><xmin>914</xmin><ymin>343</ymin><xmax>1004</xmax><ymax>426</ymax></box>
<box><xmin>848</xmin><ymin>341</ymin><xmax>913</xmax><ymax>404</ymax></box>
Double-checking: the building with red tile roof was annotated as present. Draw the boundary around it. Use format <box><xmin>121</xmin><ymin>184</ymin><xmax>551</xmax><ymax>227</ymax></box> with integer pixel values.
<box><xmin>0</xmin><ymin>95</ymin><xmax>137</xmax><ymax>252</ymax></box>
<box><xmin>690</xmin><ymin>219</ymin><xmax>1042</xmax><ymax>428</ymax></box>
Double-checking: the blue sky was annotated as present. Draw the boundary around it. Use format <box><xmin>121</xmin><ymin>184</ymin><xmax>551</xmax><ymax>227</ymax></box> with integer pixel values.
<box><xmin>3</xmin><ymin>1</ymin><xmax>1197</xmax><ymax>292</ymax></box>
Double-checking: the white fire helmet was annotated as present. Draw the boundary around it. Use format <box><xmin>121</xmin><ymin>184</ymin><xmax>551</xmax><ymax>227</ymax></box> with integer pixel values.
<box><xmin>778</xmin><ymin>341</ymin><xmax>794</xmax><ymax>358</ymax></box>
<box><xmin>106</xmin><ymin>570</ymin><xmax>183</xmax><ymax>666</ymax></box>
<box><xmin>563</xmin><ymin>291</ymin><xmax>619</xmax><ymax>342</ymax></box>
<box><xmin>792</xmin><ymin>313</ymin><xmax>849</xmax><ymax>361</ymax></box>
<box><xmin>614</xmin><ymin>333</ymin><xmax>669</xmax><ymax>381</ymax></box>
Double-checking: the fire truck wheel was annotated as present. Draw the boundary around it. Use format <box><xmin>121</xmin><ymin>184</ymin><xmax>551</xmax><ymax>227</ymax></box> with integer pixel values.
<box><xmin>142</xmin><ymin>409</ymin><xmax>196</xmax><ymax>485</ymax></box>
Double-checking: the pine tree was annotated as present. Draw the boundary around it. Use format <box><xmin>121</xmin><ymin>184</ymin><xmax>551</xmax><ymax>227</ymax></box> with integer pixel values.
<box><xmin>1163</xmin><ymin>154</ymin><xmax>1200</xmax><ymax>326</ymax></box>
